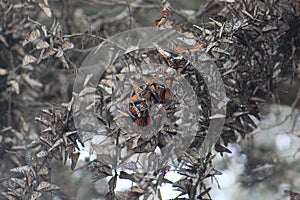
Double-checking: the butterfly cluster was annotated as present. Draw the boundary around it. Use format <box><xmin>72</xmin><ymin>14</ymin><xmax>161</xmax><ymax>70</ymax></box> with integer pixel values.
<box><xmin>128</xmin><ymin>77</ymin><xmax>179</xmax><ymax>127</ymax></box>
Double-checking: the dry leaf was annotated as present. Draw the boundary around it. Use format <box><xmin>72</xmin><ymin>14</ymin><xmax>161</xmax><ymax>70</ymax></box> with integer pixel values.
<box><xmin>11</xmin><ymin>129</ymin><xmax>24</xmax><ymax>141</ymax></box>
<box><xmin>48</xmin><ymin>138</ymin><xmax>63</xmax><ymax>152</ymax></box>
<box><xmin>39</xmin><ymin>135</ymin><xmax>53</xmax><ymax>146</ymax></box>
<box><xmin>36</xmin><ymin>40</ymin><xmax>50</xmax><ymax>49</ymax></box>
<box><xmin>109</xmin><ymin>176</ymin><xmax>117</xmax><ymax>191</ymax></box>
<box><xmin>37</xmin><ymin>49</ymin><xmax>46</xmax><ymax>64</ymax></box>
<box><xmin>9</xmin><ymin>80</ymin><xmax>20</xmax><ymax>94</ymax></box>
<box><xmin>10</xmin><ymin>165</ymin><xmax>33</xmax><ymax>174</ymax></box>
<box><xmin>1</xmin><ymin>192</ymin><xmax>15</xmax><ymax>200</ymax></box>
<box><xmin>36</xmin><ymin>150</ymin><xmax>48</xmax><ymax>158</ymax></box>
<box><xmin>22</xmin><ymin>55</ymin><xmax>37</xmax><ymax>66</ymax></box>
<box><xmin>36</xmin><ymin>181</ymin><xmax>60</xmax><ymax>191</ymax></box>
<box><xmin>10</xmin><ymin>178</ymin><xmax>26</xmax><ymax>188</ymax></box>
<box><xmin>252</xmin><ymin>164</ymin><xmax>274</xmax><ymax>172</ymax></box>
<box><xmin>0</xmin><ymin>35</ymin><xmax>8</xmax><ymax>47</ymax></box>
<box><xmin>22</xmin><ymin>74</ymin><xmax>43</xmax><ymax>88</ymax></box>
<box><xmin>30</xmin><ymin>191</ymin><xmax>42</xmax><ymax>200</ymax></box>
<box><xmin>43</xmin><ymin>48</ymin><xmax>57</xmax><ymax>59</ymax></box>
<box><xmin>23</xmin><ymin>29</ymin><xmax>41</xmax><ymax>46</ymax></box>
<box><xmin>52</xmin><ymin>21</ymin><xmax>63</xmax><ymax>38</ymax></box>
<box><xmin>59</xmin><ymin>55</ymin><xmax>69</xmax><ymax>68</ymax></box>
<box><xmin>71</xmin><ymin>151</ymin><xmax>80</xmax><ymax>170</ymax></box>
<box><xmin>55</xmin><ymin>48</ymin><xmax>64</xmax><ymax>58</ymax></box>
<box><xmin>41</xmin><ymin>25</ymin><xmax>48</xmax><ymax>37</ymax></box>
<box><xmin>0</xmin><ymin>68</ymin><xmax>7</xmax><ymax>75</ymax></box>
<box><xmin>39</xmin><ymin>3</ymin><xmax>52</xmax><ymax>18</ymax></box>
<box><xmin>62</xmin><ymin>40</ymin><xmax>74</xmax><ymax>51</ymax></box>
<box><xmin>37</xmin><ymin>165</ymin><xmax>49</xmax><ymax>175</ymax></box>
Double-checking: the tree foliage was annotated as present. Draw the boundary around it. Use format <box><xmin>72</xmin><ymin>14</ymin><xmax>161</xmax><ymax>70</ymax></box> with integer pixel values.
<box><xmin>0</xmin><ymin>0</ymin><xmax>299</xmax><ymax>199</ymax></box>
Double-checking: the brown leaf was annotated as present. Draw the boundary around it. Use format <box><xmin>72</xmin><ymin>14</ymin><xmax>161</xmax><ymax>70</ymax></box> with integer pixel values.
<box><xmin>9</xmin><ymin>80</ymin><xmax>20</xmax><ymax>94</ymax></box>
<box><xmin>199</xmin><ymin>187</ymin><xmax>211</xmax><ymax>197</ymax></box>
<box><xmin>11</xmin><ymin>129</ymin><xmax>24</xmax><ymax>141</ymax></box>
<box><xmin>252</xmin><ymin>164</ymin><xmax>274</xmax><ymax>172</ymax></box>
<box><xmin>130</xmin><ymin>186</ymin><xmax>144</xmax><ymax>194</ymax></box>
<box><xmin>41</xmin><ymin>25</ymin><xmax>48</xmax><ymax>37</ymax></box>
<box><xmin>37</xmin><ymin>165</ymin><xmax>49</xmax><ymax>175</ymax></box>
<box><xmin>1</xmin><ymin>192</ymin><xmax>15</xmax><ymax>200</ymax></box>
<box><xmin>30</xmin><ymin>191</ymin><xmax>42</xmax><ymax>200</ymax></box>
<box><xmin>109</xmin><ymin>175</ymin><xmax>117</xmax><ymax>191</ymax></box>
<box><xmin>97</xmin><ymin>154</ymin><xmax>115</xmax><ymax>166</ymax></box>
<box><xmin>10</xmin><ymin>178</ymin><xmax>26</xmax><ymax>188</ymax></box>
<box><xmin>0</xmin><ymin>35</ymin><xmax>8</xmax><ymax>47</ymax></box>
<box><xmin>132</xmin><ymin>136</ymin><xmax>157</xmax><ymax>153</ymax></box>
<box><xmin>71</xmin><ymin>151</ymin><xmax>80</xmax><ymax>170</ymax></box>
<box><xmin>36</xmin><ymin>40</ymin><xmax>50</xmax><ymax>49</ymax></box>
<box><xmin>22</xmin><ymin>55</ymin><xmax>37</xmax><ymax>66</ymax></box>
<box><xmin>0</xmin><ymin>68</ymin><xmax>7</xmax><ymax>75</ymax></box>
<box><xmin>59</xmin><ymin>55</ymin><xmax>69</xmax><ymax>68</ymax></box>
<box><xmin>241</xmin><ymin>114</ymin><xmax>257</xmax><ymax>128</ymax></box>
<box><xmin>92</xmin><ymin>172</ymin><xmax>110</xmax><ymax>181</ymax></box>
<box><xmin>36</xmin><ymin>181</ymin><xmax>60</xmax><ymax>192</ymax></box>
<box><xmin>98</xmin><ymin>165</ymin><xmax>113</xmax><ymax>176</ymax></box>
<box><xmin>132</xmin><ymin>172</ymin><xmax>145</xmax><ymax>183</ymax></box>
<box><xmin>48</xmin><ymin>138</ymin><xmax>63</xmax><ymax>152</ymax></box>
<box><xmin>39</xmin><ymin>135</ymin><xmax>53</xmax><ymax>146</ymax></box>
<box><xmin>36</xmin><ymin>150</ymin><xmax>48</xmax><ymax>158</ymax></box>
<box><xmin>105</xmin><ymin>191</ymin><xmax>114</xmax><ymax>200</ymax></box>
<box><xmin>52</xmin><ymin>21</ymin><xmax>63</xmax><ymax>38</ymax></box>
<box><xmin>39</xmin><ymin>3</ymin><xmax>52</xmax><ymax>18</ymax></box>
<box><xmin>119</xmin><ymin>171</ymin><xmax>131</xmax><ymax>179</ymax></box>
<box><xmin>23</xmin><ymin>29</ymin><xmax>41</xmax><ymax>46</ymax></box>
<box><xmin>62</xmin><ymin>40</ymin><xmax>74</xmax><ymax>51</ymax></box>
<box><xmin>215</xmin><ymin>143</ymin><xmax>232</xmax><ymax>156</ymax></box>
<box><xmin>10</xmin><ymin>165</ymin><xmax>34</xmax><ymax>174</ymax></box>
<box><xmin>22</xmin><ymin>74</ymin><xmax>43</xmax><ymax>88</ymax></box>
<box><xmin>43</xmin><ymin>48</ymin><xmax>57</xmax><ymax>59</ymax></box>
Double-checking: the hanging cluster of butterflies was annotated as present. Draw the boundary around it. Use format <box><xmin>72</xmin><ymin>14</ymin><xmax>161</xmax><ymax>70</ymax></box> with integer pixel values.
<box><xmin>126</xmin><ymin>3</ymin><xmax>208</xmax><ymax>127</ymax></box>
<box><xmin>35</xmin><ymin>108</ymin><xmax>82</xmax><ymax>170</ymax></box>
<box><xmin>1</xmin><ymin>153</ymin><xmax>60</xmax><ymax>200</ymax></box>
<box><xmin>22</xmin><ymin>20</ymin><xmax>74</xmax><ymax>70</ymax></box>
<box><xmin>128</xmin><ymin>74</ymin><xmax>180</xmax><ymax>127</ymax></box>
<box><xmin>154</xmin><ymin>2</ymin><xmax>207</xmax><ymax>53</ymax></box>
<box><xmin>21</xmin><ymin>0</ymin><xmax>75</xmax><ymax>71</ymax></box>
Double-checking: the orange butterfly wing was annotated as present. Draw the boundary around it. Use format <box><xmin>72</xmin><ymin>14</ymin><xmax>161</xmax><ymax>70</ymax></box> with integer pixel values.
<box><xmin>136</xmin><ymin>117</ymin><xmax>151</xmax><ymax>127</ymax></box>
<box><xmin>189</xmin><ymin>42</ymin><xmax>207</xmax><ymax>52</ymax></box>
<box><xmin>154</xmin><ymin>7</ymin><xmax>171</xmax><ymax>30</ymax></box>
<box><xmin>173</xmin><ymin>42</ymin><xmax>206</xmax><ymax>53</ymax></box>
<box><xmin>173</xmin><ymin>46</ymin><xmax>188</xmax><ymax>53</ymax></box>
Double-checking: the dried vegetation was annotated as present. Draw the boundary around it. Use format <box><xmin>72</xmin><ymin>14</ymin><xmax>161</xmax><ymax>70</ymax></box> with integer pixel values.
<box><xmin>0</xmin><ymin>0</ymin><xmax>299</xmax><ymax>199</ymax></box>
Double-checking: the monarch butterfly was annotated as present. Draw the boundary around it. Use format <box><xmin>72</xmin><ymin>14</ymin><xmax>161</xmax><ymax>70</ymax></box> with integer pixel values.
<box><xmin>173</xmin><ymin>42</ymin><xmax>207</xmax><ymax>53</ymax></box>
<box><xmin>22</xmin><ymin>55</ymin><xmax>37</xmax><ymax>67</ymax></box>
<box><xmin>135</xmin><ymin>116</ymin><xmax>151</xmax><ymax>127</ymax></box>
<box><xmin>128</xmin><ymin>102</ymin><xmax>142</xmax><ymax>119</ymax></box>
<box><xmin>128</xmin><ymin>77</ymin><xmax>177</xmax><ymax>127</ymax></box>
<box><xmin>148</xmin><ymin>82</ymin><xmax>172</xmax><ymax>103</ymax></box>
<box><xmin>23</xmin><ymin>29</ymin><xmax>41</xmax><ymax>46</ymax></box>
<box><xmin>128</xmin><ymin>101</ymin><xmax>151</xmax><ymax>127</ymax></box>
<box><xmin>154</xmin><ymin>43</ymin><xmax>194</xmax><ymax>73</ymax></box>
<box><xmin>154</xmin><ymin>4</ymin><xmax>171</xmax><ymax>30</ymax></box>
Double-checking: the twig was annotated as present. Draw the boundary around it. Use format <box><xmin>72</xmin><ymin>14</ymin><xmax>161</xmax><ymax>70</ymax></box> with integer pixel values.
<box><xmin>126</xmin><ymin>0</ymin><xmax>132</xmax><ymax>28</ymax></box>
<box><xmin>86</xmin><ymin>0</ymin><xmax>128</xmax><ymax>6</ymax></box>
<box><xmin>262</xmin><ymin>87</ymin><xmax>300</xmax><ymax>130</ymax></box>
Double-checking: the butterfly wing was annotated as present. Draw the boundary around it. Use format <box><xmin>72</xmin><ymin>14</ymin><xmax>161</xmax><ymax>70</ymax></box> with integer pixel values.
<box><xmin>189</xmin><ymin>42</ymin><xmax>207</xmax><ymax>52</ymax></box>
